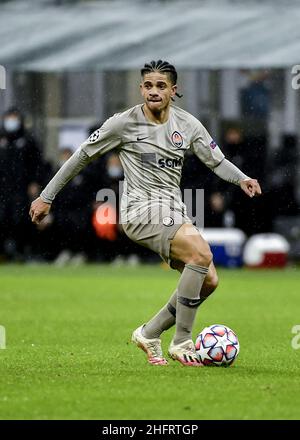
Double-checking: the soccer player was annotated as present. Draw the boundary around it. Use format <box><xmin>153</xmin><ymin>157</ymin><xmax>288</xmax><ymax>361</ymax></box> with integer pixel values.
<box><xmin>30</xmin><ymin>60</ymin><xmax>261</xmax><ymax>367</ymax></box>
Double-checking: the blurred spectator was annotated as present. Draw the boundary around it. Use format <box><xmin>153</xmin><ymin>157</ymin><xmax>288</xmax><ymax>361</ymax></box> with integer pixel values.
<box><xmin>204</xmin><ymin>192</ymin><xmax>235</xmax><ymax>228</ymax></box>
<box><xmin>222</xmin><ymin>126</ymin><xmax>266</xmax><ymax>184</ymax></box>
<box><xmin>241</xmin><ymin>71</ymin><xmax>270</xmax><ymax>122</ymax></box>
<box><xmin>219</xmin><ymin>125</ymin><xmax>270</xmax><ymax>235</ymax></box>
<box><xmin>240</xmin><ymin>71</ymin><xmax>270</xmax><ymax>183</ymax></box>
<box><xmin>0</xmin><ymin>107</ymin><xmax>45</xmax><ymax>260</ymax></box>
<box><xmin>89</xmin><ymin>152</ymin><xmax>123</xmax><ymax>262</ymax></box>
<box><xmin>52</xmin><ymin>147</ymin><xmax>94</xmax><ymax>264</ymax></box>
<box><xmin>268</xmin><ymin>134</ymin><xmax>299</xmax><ymax>217</ymax></box>
<box><xmin>222</xmin><ymin>127</ymin><xmax>245</xmax><ymax>170</ymax></box>
<box><xmin>90</xmin><ymin>152</ymin><xmax>152</xmax><ymax>264</ymax></box>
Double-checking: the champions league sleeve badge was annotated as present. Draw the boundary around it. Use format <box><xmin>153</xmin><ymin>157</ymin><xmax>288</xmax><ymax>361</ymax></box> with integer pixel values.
<box><xmin>88</xmin><ymin>129</ymin><xmax>101</xmax><ymax>144</ymax></box>
<box><xmin>210</xmin><ymin>140</ymin><xmax>218</xmax><ymax>149</ymax></box>
<box><xmin>171</xmin><ymin>131</ymin><xmax>184</xmax><ymax>149</ymax></box>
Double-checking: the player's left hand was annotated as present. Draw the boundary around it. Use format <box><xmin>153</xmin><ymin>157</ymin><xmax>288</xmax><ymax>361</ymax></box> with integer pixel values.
<box><xmin>240</xmin><ymin>178</ymin><xmax>262</xmax><ymax>198</ymax></box>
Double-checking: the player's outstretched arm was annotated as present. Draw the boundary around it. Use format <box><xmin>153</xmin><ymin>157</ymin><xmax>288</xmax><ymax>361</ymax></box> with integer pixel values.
<box><xmin>29</xmin><ymin>147</ymin><xmax>91</xmax><ymax>225</ymax></box>
<box><xmin>212</xmin><ymin>159</ymin><xmax>262</xmax><ymax>197</ymax></box>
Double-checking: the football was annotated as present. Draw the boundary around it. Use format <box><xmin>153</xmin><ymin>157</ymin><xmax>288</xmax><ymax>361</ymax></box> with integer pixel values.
<box><xmin>195</xmin><ymin>324</ymin><xmax>240</xmax><ymax>366</ymax></box>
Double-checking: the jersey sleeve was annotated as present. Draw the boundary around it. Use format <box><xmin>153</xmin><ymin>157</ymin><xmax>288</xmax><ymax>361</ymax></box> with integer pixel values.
<box><xmin>80</xmin><ymin>113</ymin><xmax>124</xmax><ymax>158</ymax></box>
<box><xmin>190</xmin><ymin>120</ymin><xmax>225</xmax><ymax>169</ymax></box>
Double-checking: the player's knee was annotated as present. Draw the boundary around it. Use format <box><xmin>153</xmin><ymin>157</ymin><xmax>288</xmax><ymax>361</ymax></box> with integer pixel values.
<box><xmin>171</xmin><ymin>232</ymin><xmax>213</xmax><ymax>267</ymax></box>
<box><xmin>188</xmin><ymin>246</ymin><xmax>213</xmax><ymax>267</ymax></box>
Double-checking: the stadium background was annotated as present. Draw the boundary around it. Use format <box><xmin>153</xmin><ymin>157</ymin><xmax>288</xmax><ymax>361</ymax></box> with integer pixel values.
<box><xmin>1</xmin><ymin>0</ymin><xmax>300</xmax><ymax>421</ymax></box>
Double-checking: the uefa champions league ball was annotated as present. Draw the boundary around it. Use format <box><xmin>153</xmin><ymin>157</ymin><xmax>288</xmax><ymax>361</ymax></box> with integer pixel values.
<box><xmin>195</xmin><ymin>324</ymin><xmax>240</xmax><ymax>366</ymax></box>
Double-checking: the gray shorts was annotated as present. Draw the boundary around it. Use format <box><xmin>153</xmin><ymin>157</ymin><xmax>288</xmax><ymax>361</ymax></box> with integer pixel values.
<box><xmin>121</xmin><ymin>201</ymin><xmax>192</xmax><ymax>265</ymax></box>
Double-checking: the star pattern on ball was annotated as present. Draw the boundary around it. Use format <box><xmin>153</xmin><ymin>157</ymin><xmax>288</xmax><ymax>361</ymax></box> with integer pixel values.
<box><xmin>195</xmin><ymin>324</ymin><xmax>240</xmax><ymax>366</ymax></box>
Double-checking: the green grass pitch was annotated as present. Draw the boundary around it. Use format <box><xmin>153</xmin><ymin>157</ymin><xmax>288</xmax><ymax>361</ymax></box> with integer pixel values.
<box><xmin>0</xmin><ymin>264</ymin><xmax>300</xmax><ymax>420</ymax></box>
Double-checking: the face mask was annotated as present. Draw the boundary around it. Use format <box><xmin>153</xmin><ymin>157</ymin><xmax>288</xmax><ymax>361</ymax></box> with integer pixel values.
<box><xmin>107</xmin><ymin>165</ymin><xmax>123</xmax><ymax>179</ymax></box>
<box><xmin>3</xmin><ymin>118</ymin><xmax>21</xmax><ymax>133</ymax></box>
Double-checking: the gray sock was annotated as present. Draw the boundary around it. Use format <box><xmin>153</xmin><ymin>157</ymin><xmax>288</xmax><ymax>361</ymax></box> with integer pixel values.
<box><xmin>142</xmin><ymin>289</ymin><xmax>177</xmax><ymax>339</ymax></box>
<box><xmin>143</xmin><ymin>264</ymin><xmax>209</xmax><ymax>340</ymax></box>
<box><xmin>173</xmin><ymin>264</ymin><xmax>208</xmax><ymax>345</ymax></box>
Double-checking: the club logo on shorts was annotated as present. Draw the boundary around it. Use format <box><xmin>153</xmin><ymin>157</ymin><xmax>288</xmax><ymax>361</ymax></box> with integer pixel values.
<box><xmin>171</xmin><ymin>131</ymin><xmax>184</xmax><ymax>149</ymax></box>
<box><xmin>163</xmin><ymin>216</ymin><xmax>174</xmax><ymax>227</ymax></box>
<box><xmin>88</xmin><ymin>129</ymin><xmax>101</xmax><ymax>144</ymax></box>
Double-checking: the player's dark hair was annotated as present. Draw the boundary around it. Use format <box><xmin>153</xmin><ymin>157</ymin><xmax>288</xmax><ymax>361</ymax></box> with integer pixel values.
<box><xmin>141</xmin><ymin>60</ymin><xmax>183</xmax><ymax>99</ymax></box>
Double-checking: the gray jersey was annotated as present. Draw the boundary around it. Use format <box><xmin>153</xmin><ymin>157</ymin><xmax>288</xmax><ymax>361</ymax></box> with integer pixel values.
<box><xmin>81</xmin><ymin>104</ymin><xmax>224</xmax><ymax>206</ymax></box>
<box><xmin>40</xmin><ymin>103</ymin><xmax>248</xmax><ymax>214</ymax></box>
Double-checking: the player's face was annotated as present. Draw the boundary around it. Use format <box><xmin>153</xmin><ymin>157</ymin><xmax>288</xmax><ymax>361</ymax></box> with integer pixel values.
<box><xmin>140</xmin><ymin>72</ymin><xmax>177</xmax><ymax>113</ymax></box>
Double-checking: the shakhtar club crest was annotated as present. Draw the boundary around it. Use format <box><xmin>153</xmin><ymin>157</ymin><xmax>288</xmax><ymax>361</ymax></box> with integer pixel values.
<box><xmin>171</xmin><ymin>131</ymin><xmax>184</xmax><ymax>149</ymax></box>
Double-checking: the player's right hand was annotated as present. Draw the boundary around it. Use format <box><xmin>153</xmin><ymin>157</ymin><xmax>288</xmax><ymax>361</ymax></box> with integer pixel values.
<box><xmin>29</xmin><ymin>197</ymin><xmax>51</xmax><ymax>225</ymax></box>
